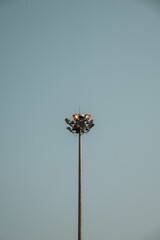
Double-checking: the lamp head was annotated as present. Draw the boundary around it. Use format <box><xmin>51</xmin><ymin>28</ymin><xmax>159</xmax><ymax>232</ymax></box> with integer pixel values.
<box><xmin>73</xmin><ymin>114</ymin><xmax>79</xmax><ymax>120</ymax></box>
<box><xmin>85</xmin><ymin>114</ymin><xmax>91</xmax><ymax>120</ymax></box>
<box><xmin>67</xmin><ymin>126</ymin><xmax>72</xmax><ymax>132</ymax></box>
<box><xmin>65</xmin><ymin>118</ymin><xmax>70</xmax><ymax>124</ymax></box>
<box><xmin>78</xmin><ymin>114</ymin><xmax>85</xmax><ymax>119</ymax></box>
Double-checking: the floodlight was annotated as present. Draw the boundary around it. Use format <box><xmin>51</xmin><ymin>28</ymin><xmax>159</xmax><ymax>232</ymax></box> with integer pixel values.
<box><xmin>69</xmin><ymin>121</ymin><xmax>75</xmax><ymax>127</ymax></box>
<box><xmin>90</xmin><ymin>123</ymin><xmax>94</xmax><ymax>129</ymax></box>
<box><xmin>65</xmin><ymin>118</ymin><xmax>70</xmax><ymax>124</ymax></box>
<box><xmin>85</xmin><ymin>114</ymin><xmax>91</xmax><ymax>120</ymax></box>
<box><xmin>89</xmin><ymin>120</ymin><xmax>94</xmax><ymax>128</ymax></box>
<box><xmin>79</xmin><ymin>114</ymin><xmax>85</xmax><ymax>119</ymax></box>
<box><xmin>67</xmin><ymin>126</ymin><xmax>72</xmax><ymax>132</ymax></box>
<box><xmin>73</xmin><ymin>114</ymin><xmax>79</xmax><ymax>120</ymax></box>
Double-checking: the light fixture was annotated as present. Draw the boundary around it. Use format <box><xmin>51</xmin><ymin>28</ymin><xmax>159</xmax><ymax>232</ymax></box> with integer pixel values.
<box><xmin>65</xmin><ymin>112</ymin><xmax>95</xmax><ymax>240</ymax></box>
<box><xmin>66</xmin><ymin>113</ymin><xmax>94</xmax><ymax>134</ymax></box>
<box><xmin>65</xmin><ymin>118</ymin><xmax>70</xmax><ymax>124</ymax></box>
<box><xmin>67</xmin><ymin>126</ymin><xmax>72</xmax><ymax>132</ymax></box>
<box><xmin>85</xmin><ymin>114</ymin><xmax>91</xmax><ymax>120</ymax></box>
<box><xmin>73</xmin><ymin>114</ymin><xmax>79</xmax><ymax>120</ymax></box>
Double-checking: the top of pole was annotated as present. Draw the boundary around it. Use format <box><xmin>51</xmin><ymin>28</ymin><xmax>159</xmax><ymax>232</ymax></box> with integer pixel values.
<box><xmin>65</xmin><ymin>113</ymin><xmax>94</xmax><ymax>134</ymax></box>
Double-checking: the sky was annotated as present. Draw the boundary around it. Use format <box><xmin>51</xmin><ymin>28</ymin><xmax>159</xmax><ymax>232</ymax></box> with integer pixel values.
<box><xmin>0</xmin><ymin>0</ymin><xmax>160</xmax><ymax>240</ymax></box>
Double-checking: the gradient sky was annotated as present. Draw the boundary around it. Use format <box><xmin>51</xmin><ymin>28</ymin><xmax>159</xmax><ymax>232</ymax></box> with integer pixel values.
<box><xmin>1</xmin><ymin>1</ymin><xmax>160</xmax><ymax>240</ymax></box>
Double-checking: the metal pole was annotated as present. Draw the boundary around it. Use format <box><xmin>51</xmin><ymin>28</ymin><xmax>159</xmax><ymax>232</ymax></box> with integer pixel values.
<box><xmin>78</xmin><ymin>130</ymin><xmax>82</xmax><ymax>240</ymax></box>
<box><xmin>65</xmin><ymin>113</ymin><xmax>94</xmax><ymax>240</ymax></box>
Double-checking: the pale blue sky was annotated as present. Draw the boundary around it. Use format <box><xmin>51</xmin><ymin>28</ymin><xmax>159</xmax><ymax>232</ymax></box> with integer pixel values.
<box><xmin>1</xmin><ymin>1</ymin><xmax>160</xmax><ymax>240</ymax></box>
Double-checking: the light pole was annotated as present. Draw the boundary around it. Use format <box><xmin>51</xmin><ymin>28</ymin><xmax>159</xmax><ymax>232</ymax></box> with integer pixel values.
<box><xmin>65</xmin><ymin>113</ymin><xmax>94</xmax><ymax>240</ymax></box>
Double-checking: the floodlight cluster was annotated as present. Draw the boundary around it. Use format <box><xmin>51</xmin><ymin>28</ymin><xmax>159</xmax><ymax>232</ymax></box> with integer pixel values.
<box><xmin>65</xmin><ymin>114</ymin><xmax>94</xmax><ymax>134</ymax></box>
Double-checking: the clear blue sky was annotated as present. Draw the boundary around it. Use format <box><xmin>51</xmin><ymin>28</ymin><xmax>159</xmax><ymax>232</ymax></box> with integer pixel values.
<box><xmin>1</xmin><ymin>1</ymin><xmax>160</xmax><ymax>239</ymax></box>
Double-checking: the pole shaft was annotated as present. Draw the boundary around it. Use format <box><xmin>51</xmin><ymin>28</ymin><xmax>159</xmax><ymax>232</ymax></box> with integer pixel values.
<box><xmin>78</xmin><ymin>131</ymin><xmax>82</xmax><ymax>240</ymax></box>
